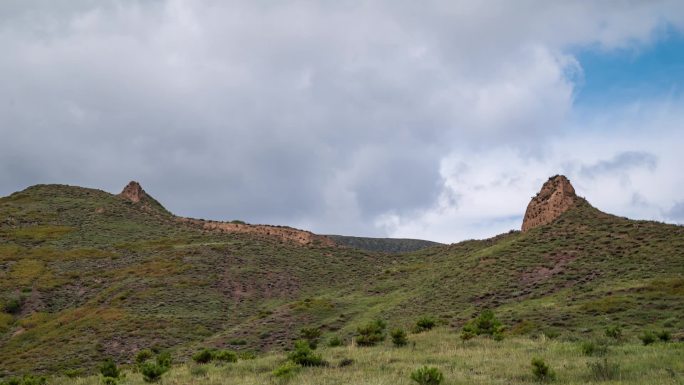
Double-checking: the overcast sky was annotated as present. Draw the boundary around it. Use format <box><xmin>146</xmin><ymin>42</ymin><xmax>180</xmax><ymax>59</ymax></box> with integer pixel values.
<box><xmin>1</xmin><ymin>1</ymin><xmax>683</xmax><ymax>243</ymax></box>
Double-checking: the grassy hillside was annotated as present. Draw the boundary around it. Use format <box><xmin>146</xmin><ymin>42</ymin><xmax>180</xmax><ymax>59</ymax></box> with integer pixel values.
<box><xmin>326</xmin><ymin>235</ymin><xmax>442</xmax><ymax>253</ymax></box>
<box><xmin>0</xmin><ymin>184</ymin><xmax>682</xmax><ymax>379</ymax></box>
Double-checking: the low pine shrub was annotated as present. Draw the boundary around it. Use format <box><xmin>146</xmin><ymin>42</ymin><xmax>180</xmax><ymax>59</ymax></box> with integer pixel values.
<box><xmin>355</xmin><ymin>319</ymin><xmax>386</xmax><ymax>346</ymax></box>
<box><xmin>3</xmin><ymin>296</ymin><xmax>23</xmax><ymax>314</ymax></box>
<box><xmin>213</xmin><ymin>349</ymin><xmax>238</xmax><ymax>363</ymax></box>
<box><xmin>140</xmin><ymin>362</ymin><xmax>167</xmax><ymax>383</ymax></box>
<box><xmin>327</xmin><ymin>335</ymin><xmax>342</xmax><ymax>347</ymax></box>
<box><xmin>462</xmin><ymin>310</ymin><xmax>505</xmax><ymax>340</ymax></box>
<box><xmin>656</xmin><ymin>330</ymin><xmax>671</xmax><ymax>342</ymax></box>
<box><xmin>288</xmin><ymin>340</ymin><xmax>325</xmax><ymax>367</ymax></box>
<box><xmin>580</xmin><ymin>340</ymin><xmax>608</xmax><ymax>356</ymax></box>
<box><xmin>531</xmin><ymin>358</ymin><xmax>556</xmax><ymax>382</ymax></box>
<box><xmin>135</xmin><ymin>349</ymin><xmax>154</xmax><ymax>365</ymax></box>
<box><xmin>414</xmin><ymin>317</ymin><xmax>436</xmax><ymax>333</ymax></box>
<box><xmin>410</xmin><ymin>366</ymin><xmax>443</xmax><ymax>385</ymax></box>
<box><xmin>604</xmin><ymin>325</ymin><xmax>622</xmax><ymax>340</ymax></box>
<box><xmin>192</xmin><ymin>349</ymin><xmax>214</xmax><ymax>364</ymax></box>
<box><xmin>391</xmin><ymin>328</ymin><xmax>408</xmax><ymax>347</ymax></box>
<box><xmin>272</xmin><ymin>362</ymin><xmax>299</xmax><ymax>378</ymax></box>
<box><xmin>300</xmin><ymin>327</ymin><xmax>322</xmax><ymax>349</ymax></box>
<box><xmin>156</xmin><ymin>351</ymin><xmax>172</xmax><ymax>368</ymax></box>
<box><xmin>587</xmin><ymin>358</ymin><xmax>620</xmax><ymax>381</ymax></box>
<box><xmin>99</xmin><ymin>359</ymin><xmax>120</xmax><ymax>379</ymax></box>
<box><xmin>639</xmin><ymin>331</ymin><xmax>656</xmax><ymax>345</ymax></box>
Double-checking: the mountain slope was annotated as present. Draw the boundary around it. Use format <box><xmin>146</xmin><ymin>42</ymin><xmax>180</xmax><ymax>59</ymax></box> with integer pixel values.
<box><xmin>326</xmin><ymin>235</ymin><xmax>442</xmax><ymax>253</ymax></box>
<box><xmin>0</xmin><ymin>178</ymin><xmax>682</xmax><ymax>377</ymax></box>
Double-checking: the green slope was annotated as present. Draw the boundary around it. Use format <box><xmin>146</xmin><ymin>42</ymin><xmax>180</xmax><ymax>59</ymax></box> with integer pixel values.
<box><xmin>326</xmin><ymin>235</ymin><xmax>442</xmax><ymax>253</ymax></box>
<box><xmin>0</xmin><ymin>184</ymin><xmax>682</xmax><ymax>377</ymax></box>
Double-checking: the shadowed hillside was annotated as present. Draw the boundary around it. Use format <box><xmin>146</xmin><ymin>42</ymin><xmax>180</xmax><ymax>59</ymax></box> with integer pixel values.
<box><xmin>326</xmin><ymin>235</ymin><xmax>442</xmax><ymax>253</ymax></box>
<box><xmin>0</xmin><ymin>179</ymin><xmax>682</xmax><ymax>378</ymax></box>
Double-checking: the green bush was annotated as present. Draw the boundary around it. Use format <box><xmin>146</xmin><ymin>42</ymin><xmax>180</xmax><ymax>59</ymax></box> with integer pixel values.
<box><xmin>355</xmin><ymin>319</ymin><xmax>387</xmax><ymax>346</ymax></box>
<box><xmin>156</xmin><ymin>351</ymin><xmax>172</xmax><ymax>368</ymax></box>
<box><xmin>272</xmin><ymin>362</ymin><xmax>299</xmax><ymax>378</ymax></box>
<box><xmin>462</xmin><ymin>310</ymin><xmax>505</xmax><ymax>340</ymax></box>
<box><xmin>580</xmin><ymin>340</ymin><xmax>608</xmax><ymax>356</ymax></box>
<box><xmin>410</xmin><ymin>366</ymin><xmax>444</xmax><ymax>385</ymax></box>
<box><xmin>300</xmin><ymin>327</ymin><xmax>322</xmax><ymax>349</ymax></box>
<box><xmin>238</xmin><ymin>351</ymin><xmax>257</xmax><ymax>360</ymax></box>
<box><xmin>531</xmin><ymin>358</ymin><xmax>556</xmax><ymax>381</ymax></box>
<box><xmin>639</xmin><ymin>331</ymin><xmax>656</xmax><ymax>345</ymax></box>
<box><xmin>604</xmin><ymin>325</ymin><xmax>622</xmax><ymax>339</ymax></box>
<box><xmin>140</xmin><ymin>362</ymin><xmax>167</xmax><ymax>383</ymax></box>
<box><xmin>192</xmin><ymin>349</ymin><xmax>214</xmax><ymax>364</ymax></box>
<box><xmin>102</xmin><ymin>377</ymin><xmax>118</xmax><ymax>385</ymax></box>
<box><xmin>327</xmin><ymin>335</ymin><xmax>342</xmax><ymax>347</ymax></box>
<box><xmin>3</xmin><ymin>297</ymin><xmax>23</xmax><ymax>314</ymax></box>
<box><xmin>135</xmin><ymin>349</ymin><xmax>154</xmax><ymax>365</ymax></box>
<box><xmin>213</xmin><ymin>349</ymin><xmax>238</xmax><ymax>363</ymax></box>
<box><xmin>656</xmin><ymin>330</ymin><xmax>671</xmax><ymax>342</ymax></box>
<box><xmin>99</xmin><ymin>359</ymin><xmax>120</xmax><ymax>379</ymax></box>
<box><xmin>587</xmin><ymin>358</ymin><xmax>620</xmax><ymax>381</ymax></box>
<box><xmin>288</xmin><ymin>340</ymin><xmax>325</xmax><ymax>367</ymax></box>
<box><xmin>414</xmin><ymin>317</ymin><xmax>436</xmax><ymax>333</ymax></box>
<box><xmin>391</xmin><ymin>328</ymin><xmax>408</xmax><ymax>347</ymax></box>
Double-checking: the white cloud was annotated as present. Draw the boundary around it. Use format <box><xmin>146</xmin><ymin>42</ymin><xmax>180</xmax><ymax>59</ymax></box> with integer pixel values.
<box><xmin>0</xmin><ymin>1</ymin><xmax>683</xmax><ymax>241</ymax></box>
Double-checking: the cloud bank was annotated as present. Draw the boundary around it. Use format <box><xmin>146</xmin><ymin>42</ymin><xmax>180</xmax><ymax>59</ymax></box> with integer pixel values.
<box><xmin>1</xmin><ymin>1</ymin><xmax>683</xmax><ymax>242</ymax></box>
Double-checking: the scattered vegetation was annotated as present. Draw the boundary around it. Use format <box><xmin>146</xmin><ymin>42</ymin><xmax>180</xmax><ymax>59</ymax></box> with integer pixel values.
<box><xmin>410</xmin><ymin>366</ymin><xmax>444</xmax><ymax>385</ymax></box>
<box><xmin>414</xmin><ymin>316</ymin><xmax>436</xmax><ymax>333</ymax></box>
<box><xmin>391</xmin><ymin>328</ymin><xmax>408</xmax><ymax>347</ymax></box>
<box><xmin>531</xmin><ymin>357</ymin><xmax>556</xmax><ymax>382</ymax></box>
<box><xmin>355</xmin><ymin>319</ymin><xmax>387</xmax><ymax>346</ymax></box>
<box><xmin>461</xmin><ymin>310</ymin><xmax>505</xmax><ymax>341</ymax></box>
<box><xmin>586</xmin><ymin>358</ymin><xmax>620</xmax><ymax>381</ymax></box>
<box><xmin>287</xmin><ymin>340</ymin><xmax>325</xmax><ymax>367</ymax></box>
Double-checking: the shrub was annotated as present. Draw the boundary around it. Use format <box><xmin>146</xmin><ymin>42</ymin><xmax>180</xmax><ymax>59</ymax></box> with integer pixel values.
<box><xmin>462</xmin><ymin>310</ymin><xmax>504</xmax><ymax>340</ymax></box>
<box><xmin>639</xmin><ymin>331</ymin><xmax>656</xmax><ymax>345</ymax></box>
<box><xmin>272</xmin><ymin>362</ymin><xmax>299</xmax><ymax>378</ymax></box>
<box><xmin>544</xmin><ymin>330</ymin><xmax>560</xmax><ymax>339</ymax></box>
<box><xmin>213</xmin><ymin>349</ymin><xmax>238</xmax><ymax>363</ymax></box>
<box><xmin>102</xmin><ymin>378</ymin><xmax>117</xmax><ymax>385</ymax></box>
<box><xmin>192</xmin><ymin>349</ymin><xmax>214</xmax><ymax>364</ymax></box>
<box><xmin>531</xmin><ymin>358</ymin><xmax>555</xmax><ymax>381</ymax></box>
<box><xmin>656</xmin><ymin>330</ymin><xmax>671</xmax><ymax>342</ymax></box>
<box><xmin>410</xmin><ymin>366</ymin><xmax>444</xmax><ymax>385</ymax></box>
<box><xmin>3</xmin><ymin>297</ymin><xmax>23</xmax><ymax>314</ymax></box>
<box><xmin>156</xmin><ymin>351</ymin><xmax>172</xmax><ymax>368</ymax></box>
<box><xmin>604</xmin><ymin>325</ymin><xmax>622</xmax><ymax>339</ymax></box>
<box><xmin>580</xmin><ymin>340</ymin><xmax>608</xmax><ymax>356</ymax></box>
<box><xmin>391</xmin><ymin>328</ymin><xmax>408</xmax><ymax>347</ymax></box>
<box><xmin>587</xmin><ymin>358</ymin><xmax>620</xmax><ymax>381</ymax></box>
<box><xmin>140</xmin><ymin>362</ymin><xmax>167</xmax><ymax>383</ymax></box>
<box><xmin>300</xmin><ymin>327</ymin><xmax>322</xmax><ymax>349</ymax></box>
<box><xmin>460</xmin><ymin>329</ymin><xmax>475</xmax><ymax>341</ymax></box>
<box><xmin>288</xmin><ymin>340</ymin><xmax>325</xmax><ymax>367</ymax></box>
<box><xmin>99</xmin><ymin>359</ymin><xmax>120</xmax><ymax>379</ymax></box>
<box><xmin>415</xmin><ymin>317</ymin><xmax>436</xmax><ymax>333</ymax></box>
<box><xmin>238</xmin><ymin>351</ymin><xmax>257</xmax><ymax>360</ymax></box>
<box><xmin>327</xmin><ymin>335</ymin><xmax>342</xmax><ymax>347</ymax></box>
<box><xmin>355</xmin><ymin>319</ymin><xmax>387</xmax><ymax>346</ymax></box>
<box><xmin>135</xmin><ymin>349</ymin><xmax>154</xmax><ymax>365</ymax></box>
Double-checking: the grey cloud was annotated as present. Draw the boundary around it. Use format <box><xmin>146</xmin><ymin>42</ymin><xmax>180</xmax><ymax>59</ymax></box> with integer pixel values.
<box><xmin>579</xmin><ymin>151</ymin><xmax>657</xmax><ymax>178</ymax></box>
<box><xmin>664</xmin><ymin>202</ymin><xmax>684</xmax><ymax>223</ymax></box>
<box><xmin>1</xmin><ymin>1</ymin><xmax>683</xmax><ymax>237</ymax></box>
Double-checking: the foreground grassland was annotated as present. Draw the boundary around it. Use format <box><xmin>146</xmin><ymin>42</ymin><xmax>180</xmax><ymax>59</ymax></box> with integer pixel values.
<box><xmin>52</xmin><ymin>328</ymin><xmax>683</xmax><ymax>385</ymax></box>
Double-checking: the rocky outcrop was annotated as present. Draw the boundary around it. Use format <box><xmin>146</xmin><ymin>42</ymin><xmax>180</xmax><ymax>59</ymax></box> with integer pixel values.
<box><xmin>521</xmin><ymin>175</ymin><xmax>577</xmax><ymax>232</ymax></box>
<box><xmin>178</xmin><ymin>218</ymin><xmax>335</xmax><ymax>247</ymax></box>
<box><xmin>119</xmin><ymin>181</ymin><xmax>147</xmax><ymax>203</ymax></box>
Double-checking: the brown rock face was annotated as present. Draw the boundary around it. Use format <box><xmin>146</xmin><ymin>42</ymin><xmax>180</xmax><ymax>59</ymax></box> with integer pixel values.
<box><xmin>521</xmin><ymin>175</ymin><xmax>577</xmax><ymax>232</ymax></box>
<box><xmin>119</xmin><ymin>181</ymin><xmax>147</xmax><ymax>203</ymax></box>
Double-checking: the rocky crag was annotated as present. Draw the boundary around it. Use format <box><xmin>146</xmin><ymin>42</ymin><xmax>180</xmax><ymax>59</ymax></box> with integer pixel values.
<box><xmin>521</xmin><ymin>175</ymin><xmax>577</xmax><ymax>232</ymax></box>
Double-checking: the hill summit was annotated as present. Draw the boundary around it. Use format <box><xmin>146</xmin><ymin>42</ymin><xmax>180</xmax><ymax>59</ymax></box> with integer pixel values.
<box><xmin>522</xmin><ymin>175</ymin><xmax>577</xmax><ymax>232</ymax></box>
<box><xmin>119</xmin><ymin>181</ymin><xmax>147</xmax><ymax>203</ymax></box>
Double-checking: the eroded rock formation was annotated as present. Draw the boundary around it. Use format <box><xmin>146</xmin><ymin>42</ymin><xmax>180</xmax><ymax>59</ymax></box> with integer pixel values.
<box><xmin>119</xmin><ymin>181</ymin><xmax>147</xmax><ymax>203</ymax></box>
<box><xmin>521</xmin><ymin>175</ymin><xmax>577</xmax><ymax>232</ymax></box>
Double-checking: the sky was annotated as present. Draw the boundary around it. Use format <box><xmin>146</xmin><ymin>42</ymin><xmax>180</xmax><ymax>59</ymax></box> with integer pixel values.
<box><xmin>1</xmin><ymin>1</ymin><xmax>683</xmax><ymax>243</ymax></box>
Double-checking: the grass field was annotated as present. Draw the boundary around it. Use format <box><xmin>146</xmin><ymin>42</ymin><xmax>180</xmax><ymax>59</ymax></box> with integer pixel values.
<box><xmin>47</xmin><ymin>328</ymin><xmax>684</xmax><ymax>385</ymax></box>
